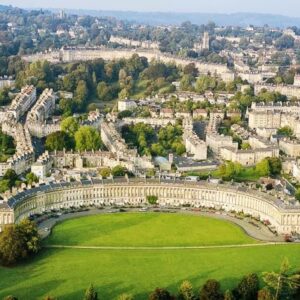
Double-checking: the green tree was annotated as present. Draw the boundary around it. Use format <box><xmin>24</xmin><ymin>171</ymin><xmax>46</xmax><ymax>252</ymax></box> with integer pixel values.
<box><xmin>3</xmin><ymin>169</ymin><xmax>18</xmax><ymax>188</ymax></box>
<box><xmin>235</xmin><ymin>273</ymin><xmax>259</xmax><ymax>300</ymax></box>
<box><xmin>275</xmin><ymin>35</ymin><xmax>295</xmax><ymax>50</ymax></box>
<box><xmin>151</xmin><ymin>143</ymin><xmax>166</xmax><ymax>157</ymax></box>
<box><xmin>45</xmin><ymin>131</ymin><xmax>74</xmax><ymax>151</ymax></box>
<box><xmin>111</xmin><ymin>165</ymin><xmax>126</xmax><ymax>177</ymax></box>
<box><xmin>61</xmin><ymin>117</ymin><xmax>79</xmax><ymax>136</ymax></box>
<box><xmin>255</xmin><ymin>159</ymin><xmax>270</xmax><ymax>177</ymax></box>
<box><xmin>178</xmin><ymin>280</ymin><xmax>194</xmax><ymax>300</ymax></box>
<box><xmin>267</xmin><ymin>158</ymin><xmax>282</xmax><ymax>176</ymax></box>
<box><xmin>75</xmin><ymin>80</ymin><xmax>88</xmax><ymax>110</ymax></box>
<box><xmin>149</xmin><ymin>288</ymin><xmax>173</xmax><ymax>300</ymax></box>
<box><xmin>183</xmin><ymin>63</ymin><xmax>198</xmax><ymax>77</ymax></box>
<box><xmin>119</xmin><ymin>88</ymin><xmax>130</xmax><ymax>100</ymax></box>
<box><xmin>147</xmin><ymin>195</ymin><xmax>158</xmax><ymax>205</ymax></box>
<box><xmin>117</xmin><ymin>294</ymin><xmax>133</xmax><ymax>300</ymax></box>
<box><xmin>26</xmin><ymin>172</ymin><xmax>39</xmax><ymax>185</ymax></box>
<box><xmin>99</xmin><ymin>168</ymin><xmax>111</xmax><ymax>179</ymax></box>
<box><xmin>83</xmin><ymin>284</ymin><xmax>98</xmax><ymax>300</ymax></box>
<box><xmin>224</xmin><ymin>290</ymin><xmax>235</xmax><ymax>300</ymax></box>
<box><xmin>262</xmin><ymin>258</ymin><xmax>300</xmax><ymax>300</ymax></box>
<box><xmin>0</xmin><ymin>219</ymin><xmax>41</xmax><ymax>266</ymax></box>
<box><xmin>59</xmin><ymin>98</ymin><xmax>73</xmax><ymax>117</ymax></box>
<box><xmin>180</xmin><ymin>74</ymin><xmax>195</xmax><ymax>91</ymax></box>
<box><xmin>295</xmin><ymin>188</ymin><xmax>300</xmax><ymax>201</ymax></box>
<box><xmin>199</xmin><ymin>279</ymin><xmax>223</xmax><ymax>300</ymax></box>
<box><xmin>75</xmin><ymin>126</ymin><xmax>102</xmax><ymax>151</ymax></box>
<box><xmin>97</xmin><ymin>81</ymin><xmax>113</xmax><ymax>101</ymax></box>
<box><xmin>0</xmin><ymin>179</ymin><xmax>10</xmax><ymax>193</ymax></box>
<box><xmin>241</xmin><ymin>142</ymin><xmax>251</xmax><ymax>150</ymax></box>
<box><xmin>277</xmin><ymin>126</ymin><xmax>294</xmax><ymax>138</ymax></box>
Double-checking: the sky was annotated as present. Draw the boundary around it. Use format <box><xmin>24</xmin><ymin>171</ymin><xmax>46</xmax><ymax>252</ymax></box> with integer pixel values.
<box><xmin>1</xmin><ymin>0</ymin><xmax>300</xmax><ymax>17</ymax></box>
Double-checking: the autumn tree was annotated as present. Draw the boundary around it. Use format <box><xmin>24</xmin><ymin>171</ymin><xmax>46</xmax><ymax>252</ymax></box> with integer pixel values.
<box><xmin>199</xmin><ymin>279</ymin><xmax>223</xmax><ymax>300</ymax></box>
<box><xmin>83</xmin><ymin>284</ymin><xmax>98</xmax><ymax>300</ymax></box>
<box><xmin>262</xmin><ymin>258</ymin><xmax>300</xmax><ymax>300</ymax></box>
<box><xmin>234</xmin><ymin>273</ymin><xmax>259</xmax><ymax>300</ymax></box>
<box><xmin>178</xmin><ymin>280</ymin><xmax>194</xmax><ymax>300</ymax></box>
<box><xmin>148</xmin><ymin>288</ymin><xmax>173</xmax><ymax>300</ymax></box>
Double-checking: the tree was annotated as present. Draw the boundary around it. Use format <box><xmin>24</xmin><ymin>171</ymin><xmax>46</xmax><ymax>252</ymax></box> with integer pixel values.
<box><xmin>147</xmin><ymin>195</ymin><xmax>158</xmax><ymax>205</ymax></box>
<box><xmin>149</xmin><ymin>288</ymin><xmax>173</xmax><ymax>300</ymax></box>
<box><xmin>178</xmin><ymin>280</ymin><xmax>194</xmax><ymax>300</ymax></box>
<box><xmin>241</xmin><ymin>142</ymin><xmax>251</xmax><ymax>150</ymax></box>
<box><xmin>45</xmin><ymin>131</ymin><xmax>74</xmax><ymax>151</ymax></box>
<box><xmin>257</xmin><ymin>288</ymin><xmax>273</xmax><ymax>300</ymax></box>
<box><xmin>199</xmin><ymin>279</ymin><xmax>223</xmax><ymax>300</ymax></box>
<box><xmin>224</xmin><ymin>290</ymin><xmax>235</xmax><ymax>300</ymax></box>
<box><xmin>3</xmin><ymin>296</ymin><xmax>18</xmax><ymax>300</ymax></box>
<box><xmin>44</xmin><ymin>297</ymin><xmax>56</xmax><ymax>300</ymax></box>
<box><xmin>59</xmin><ymin>98</ymin><xmax>73</xmax><ymax>117</ymax></box>
<box><xmin>262</xmin><ymin>258</ymin><xmax>300</xmax><ymax>300</ymax></box>
<box><xmin>180</xmin><ymin>74</ymin><xmax>195</xmax><ymax>91</ymax></box>
<box><xmin>255</xmin><ymin>159</ymin><xmax>270</xmax><ymax>177</ymax></box>
<box><xmin>183</xmin><ymin>63</ymin><xmax>198</xmax><ymax>77</ymax></box>
<box><xmin>97</xmin><ymin>81</ymin><xmax>113</xmax><ymax>101</ymax></box>
<box><xmin>3</xmin><ymin>169</ymin><xmax>18</xmax><ymax>188</ymax></box>
<box><xmin>26</xmin><ymin>172</ymin><xmax>39</xmax><ymax>185</ymax></box>
<box><xmin>0</xmin><ymin>219</ymin><xmax>41</xmax><ymax>266</ymax></box>
<box><xmin>118</xmin><ymin>88</ymin><xmax>130</xmax><ymax>100</ymax></box>
<box><xmin>75</xmin><ymin>126</ymin><xmax>102</xmax><ymax>151</ymax></box>
<box><xmin>83</xmin><ymin>284</ymin><xmax>98</xmax><ymax>300</ymax></box>
<box><xmin>117</xmin><ymin>294</ymin><xmax>133</xmax><ymax>300</ymax></box>
<box><xmin>296</xmin><ymin>188</ymin><xmax>300</xmax><ymax>201</ymax></box>
<box><xmin>111</xmin><ymin>165</ymin><xmax>126</xmax><ymax>177</ymax></box>
<box><xmin>61</xmin><ymin>117</ymin><xmax>79</xmax><ymax>136</ymax></box>
<box><xmin>99</xmin><ymin>168</ymin><xmax>111</xmax><ymax>179</ymax></box>
<box><xmin>234</xmin><ymin>273</ymin><xmax>259</xmax><ymax>300</ymax></box>
<box><xmin>277</xmin><ymin>126</ymin><xmax>294</xmax><ymax>138</ymax></box>
<box><xmin>75</xmin><ymin>80</ymin><xmax>88</xmax><ymax>110</ymax></box>
<box><xmin>275</xmin><ymin>35</ymin><xmax>295</xmax><ymax>50</ymax></box>
<box><xmin>118</xmin><ymin>110</ymin><xmax>133</xmax><ymax>119</ymax></box>
<box><xmin>267</xmin><ymin>158</ymin><xmax>282</xmax><ymax>176</ymax></box>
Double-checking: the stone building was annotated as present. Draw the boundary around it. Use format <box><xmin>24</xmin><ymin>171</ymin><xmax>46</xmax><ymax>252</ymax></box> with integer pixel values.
<box><xmin>1</xmin><ymin>179</ymin><xmax>300</xmax><ymax>234</ymax></box>
<box><xmin>206</xmin><ymin>133</ymin><xmax>238</xmax><ymax>155</ymax></box>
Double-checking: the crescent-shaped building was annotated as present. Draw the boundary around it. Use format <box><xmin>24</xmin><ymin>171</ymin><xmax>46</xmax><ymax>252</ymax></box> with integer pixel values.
<box><xmin>0</xmin><ymin>178</ymin><xmax>300</xmax><ymax>234</ymax></box>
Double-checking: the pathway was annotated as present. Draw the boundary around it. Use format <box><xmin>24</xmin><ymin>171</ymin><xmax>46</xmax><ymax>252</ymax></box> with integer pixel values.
<box><xmin>45</xmin><ymin>242</ymin><xmax>290</xmax><ymax>251</ymax></box>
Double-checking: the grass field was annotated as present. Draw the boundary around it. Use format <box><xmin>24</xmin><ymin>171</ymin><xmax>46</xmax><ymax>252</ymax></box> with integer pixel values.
<box><xmin>45</xmin><ymin>213</ymin><xmax>257</xmax><ymax>247</ymax></box>
<box><xmin>0</xmin><ymin>213</ymin><xmax>300</xmax><ymax>300</ymax></box>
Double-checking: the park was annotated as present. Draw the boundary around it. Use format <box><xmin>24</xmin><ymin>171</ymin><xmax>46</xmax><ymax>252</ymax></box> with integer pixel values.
<box><xmin>0</xmin><ymin>212</ymin><xmax>300</xmax><ymax>299</ymax></box>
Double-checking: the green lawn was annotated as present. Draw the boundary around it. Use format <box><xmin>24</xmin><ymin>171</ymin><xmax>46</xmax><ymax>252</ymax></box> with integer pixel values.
<box><xmin>1</xmin><ymin>213</ymin><xmax>300</xmax><ymax>300</ymax></box>
<box><xmin>0</xmin><ymin>246</ymin><xmax>300</xmax><ymax>300</ymax></box>
<box><xmin>45</xmin><ymin>213</ymin><xmax>256</xmax><ymax>247</ymax></box>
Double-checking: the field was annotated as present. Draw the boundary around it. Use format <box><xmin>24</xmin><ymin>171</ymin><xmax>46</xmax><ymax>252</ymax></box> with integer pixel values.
<box><xmin>0</xmin><ymin>213</ymin><xmax>300</xmax><ymax>300</ymax></box>
<box><xmin>45</xmin><ymin>213</ymin><xmax>256</xmax><ymax>246</ymax></box>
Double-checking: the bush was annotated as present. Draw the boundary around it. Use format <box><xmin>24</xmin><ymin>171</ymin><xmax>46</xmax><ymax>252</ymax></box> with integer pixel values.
<box><xmin>147</xmin><ymin>195</ymin><xmax>158</xmax><ymax>205</ymax></box>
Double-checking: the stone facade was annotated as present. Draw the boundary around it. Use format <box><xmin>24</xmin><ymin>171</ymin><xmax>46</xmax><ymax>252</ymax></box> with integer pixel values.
<box><xmin>1</xmin><ymin>180</ymin><xmax>300</xmax><ymax>234</ymax></box>
<box><xmin>206</xmin><ymin>133</ymin><xmax>238</xmax><ymax>155</ymax></box>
